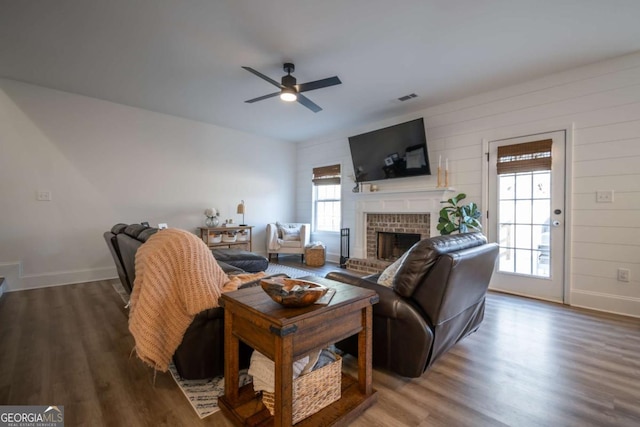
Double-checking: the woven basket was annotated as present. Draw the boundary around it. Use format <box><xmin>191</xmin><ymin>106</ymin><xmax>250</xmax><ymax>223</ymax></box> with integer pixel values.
<box><xmin>305</xmin><ymin>246</ymin><xmax>326</xmax><ymax>267</ymax></box>
<box><xmin>262</xmin><ymin>353</ymin><xmax>341</xmax><ymax>424</ymax></box>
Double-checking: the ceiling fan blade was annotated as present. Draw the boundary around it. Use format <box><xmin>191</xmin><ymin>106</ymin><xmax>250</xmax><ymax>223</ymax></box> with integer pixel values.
<box><xmin>297</xmin><ymin>94</ymin><xmax>322</xmax><ymax>113</ymax></box>
<box><xmin>245</xmin><ymin>92</ymin><xmax>280</xmax><ymax>103</ymax></box>
<box><xmin>296</xmin><ymin>76</ymin><xmax>342</xmax><ymax>93</ymax></box>
<box><xmin>241</xmin><ymin>66</ymin><xmax>283</xmax><ymax>89</ymax></box>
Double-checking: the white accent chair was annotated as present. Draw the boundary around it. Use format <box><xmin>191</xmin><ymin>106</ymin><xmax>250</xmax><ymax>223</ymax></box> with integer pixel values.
<box><xmin>266</xmin><ymin>223</ymin><xmax>311</xmax><ymax>261</ymax></box>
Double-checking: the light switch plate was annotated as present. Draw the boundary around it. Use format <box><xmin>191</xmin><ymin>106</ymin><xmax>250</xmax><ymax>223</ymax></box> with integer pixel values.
<box><xmin>37</xmin><ymin>191</ymin><xmax>52</xmax><ymax>201</ymax></box>
<box><xmin>596</xmin><ymin>190</ymin><xmax>614</xmax><ymax>203</ymax></box>
<box><xmin>618</xmin><ymin>268</ymin><xmax>630</xmax><ymax>282</ymax></box>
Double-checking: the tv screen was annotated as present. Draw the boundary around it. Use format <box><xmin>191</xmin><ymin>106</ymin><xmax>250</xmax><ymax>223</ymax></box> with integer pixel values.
<box><xmin>348</xmin><ymin>118</ymin><xmax>430</xmax><ymax>182</ymax></box>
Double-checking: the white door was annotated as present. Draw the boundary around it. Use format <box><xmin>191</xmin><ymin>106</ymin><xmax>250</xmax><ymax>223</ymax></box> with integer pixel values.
<box><xmin>487</xmin><ymin>131</ymin><xmax>565</xmax><ymax>302</ymax></box>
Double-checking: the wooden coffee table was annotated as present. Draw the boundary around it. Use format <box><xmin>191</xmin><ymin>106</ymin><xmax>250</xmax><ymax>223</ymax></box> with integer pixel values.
<box><xmin>218</xmin><ymin>276</ymin><xmax>378</xmax><ymax>427</ymax></box>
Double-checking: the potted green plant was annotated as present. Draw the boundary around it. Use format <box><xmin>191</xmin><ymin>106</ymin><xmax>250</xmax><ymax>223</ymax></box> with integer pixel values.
<box><xmin>437</xmin><ymin>193</ymin><xmax>482</xmax><ymax>235</ymax></box>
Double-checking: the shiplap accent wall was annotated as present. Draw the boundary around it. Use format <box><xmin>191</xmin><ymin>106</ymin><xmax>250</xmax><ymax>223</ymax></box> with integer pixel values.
<box><xmin>297</xmin><ymin>52</ymin><xmax>640</xmax><ymax>318</ymax></box>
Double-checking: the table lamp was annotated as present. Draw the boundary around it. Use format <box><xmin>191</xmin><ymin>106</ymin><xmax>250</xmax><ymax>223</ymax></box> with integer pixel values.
<box><xmin>237</xmin><ymin>200</ymin><xmax>246</xmax><ymax>226</ymax></box>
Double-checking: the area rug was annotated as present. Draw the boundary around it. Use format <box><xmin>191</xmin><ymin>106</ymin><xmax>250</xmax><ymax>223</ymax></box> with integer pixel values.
<box><xmin>264</xmin><ymin>263</ymin><xmax>316</xmax><ymax>278</ymax></box>
<box><xmin>168</xmin><ymin>365</ymin><xmax>252</xmax><ymax>419</ymax></box>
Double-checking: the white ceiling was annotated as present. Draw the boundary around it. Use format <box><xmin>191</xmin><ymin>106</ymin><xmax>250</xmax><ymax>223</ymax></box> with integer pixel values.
<box><xmin>2</xmin><ymin>0</ymin><xmax>640</xmax><ymax>142</ymax></box>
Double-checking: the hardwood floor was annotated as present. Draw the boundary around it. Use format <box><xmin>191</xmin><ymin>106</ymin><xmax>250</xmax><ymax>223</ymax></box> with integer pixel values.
<box><xmin>1</xmin><ymin>274</ymin><xmax>638</xmax><ymax>426</ymax></box>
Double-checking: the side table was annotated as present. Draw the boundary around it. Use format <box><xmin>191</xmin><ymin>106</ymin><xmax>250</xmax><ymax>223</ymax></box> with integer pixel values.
<box><xmin>218</xmin><ymin>276</ymin><xmax>379</xmax><ymax>427</ymax></box>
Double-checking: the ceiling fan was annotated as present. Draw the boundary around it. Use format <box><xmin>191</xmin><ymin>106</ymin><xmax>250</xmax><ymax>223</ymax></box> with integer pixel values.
<box><xmin>242</xmin><ymin>63</ymin><xmax>341</xmax><ymax>113</ymax></box>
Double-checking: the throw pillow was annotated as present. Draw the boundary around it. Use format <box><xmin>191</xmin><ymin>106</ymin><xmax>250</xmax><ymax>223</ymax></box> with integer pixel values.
<box><xmin>377</xmin><ymin>252</ymin><xmax>409</xmax><ymax>288</ymax></box>
<box><xmin>281</xmin><ymin>227</ymin><xmax>301</xmax><ymax>241</ymax></box>
<box><xmin>276</xmin><ymin>222</ymin><xmax>300</xmax><ymax>241</ymax></box>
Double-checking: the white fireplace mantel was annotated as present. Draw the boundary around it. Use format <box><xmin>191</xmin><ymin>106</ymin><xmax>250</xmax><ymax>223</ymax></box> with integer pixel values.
<box><xmin>352</xmin><ymin>188</ymin><xmax>454</xmax><ymax>259</ymax></box>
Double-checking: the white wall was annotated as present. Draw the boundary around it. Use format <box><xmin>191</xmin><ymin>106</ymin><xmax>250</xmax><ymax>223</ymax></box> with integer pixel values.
<box><xmin>0</xmin><ymin>79</ymin><xmax>296</xmax><ymax>291</ymax></box>
<box><xmin>297</xmin><ymin>52</ymin><xmax>640</xmax><ymax>318</ymax></box>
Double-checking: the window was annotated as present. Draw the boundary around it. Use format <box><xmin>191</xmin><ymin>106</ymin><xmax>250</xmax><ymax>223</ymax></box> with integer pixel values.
<box><xmin>312</xmin><ymin>164</ymin><xmax>341</xmax><ymax>232</ymax></box>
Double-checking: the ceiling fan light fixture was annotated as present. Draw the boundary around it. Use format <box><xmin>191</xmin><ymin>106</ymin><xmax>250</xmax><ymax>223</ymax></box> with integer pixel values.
<box><xmin>280</xmin><ymin>87</ymin><xmax>297</xmax><ymax>102</ymax></box>
<box><xmin>243</xmin><ymin>63</ymin><xmax>340</xmax><ymax>112</ymax></box>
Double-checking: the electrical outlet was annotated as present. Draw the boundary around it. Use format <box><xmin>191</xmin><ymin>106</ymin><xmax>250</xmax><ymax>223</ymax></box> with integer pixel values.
<box><xmin>36</xmin><ymin>191</ymin><xmax>52</xmax><ymax>201</ymax></box>
<box><xmin>596</xmin><ymin>190</ymin><xmax>614</xmax><ymax>203</ymax></box>
<box><xmin>617</xmin><ymin>268</ymin><xmax>630</xmax><ymax>282</ymax></box>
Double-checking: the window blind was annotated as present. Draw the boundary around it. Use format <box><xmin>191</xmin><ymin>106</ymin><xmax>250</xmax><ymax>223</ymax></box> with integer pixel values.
<box><xmin>497</xmin><ymin>139</ymin><xmax>552</xmax><ymax>174</ymax></box>
<box><xmin>312</xmin><ymin>164</ymin><xmax>341</xmax><ymax>185</ymax></box>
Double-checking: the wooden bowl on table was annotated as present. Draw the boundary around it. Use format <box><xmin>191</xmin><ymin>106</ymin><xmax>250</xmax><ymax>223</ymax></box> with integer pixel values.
<box><xmin>260</xmin><ymin>277</ymin><xmax>328</xmax><ymax>308</ymax></box>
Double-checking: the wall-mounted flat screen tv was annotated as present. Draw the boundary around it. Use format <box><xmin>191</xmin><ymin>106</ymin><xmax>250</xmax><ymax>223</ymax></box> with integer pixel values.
<box><xmin>348</xmin><ymin>118</ymin><xmax>430</xmax><ymax>182</ymax></box>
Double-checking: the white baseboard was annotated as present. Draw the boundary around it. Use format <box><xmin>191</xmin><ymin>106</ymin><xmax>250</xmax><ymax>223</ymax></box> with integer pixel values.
<box><xmin>326</xmin><ymin>251</ymin><xmax>340</xmax><ymax>264</ymax></box>
<box><xmin>0</xmin><ymin>263</ymin><xmax>21</xmax><ymax>292</ymax></box>
<box><xmin>570</xmin><ymin>289</ymin><xmax>640</xmax><ymax>319</ymax></box>
<box><xmin>0</xmin><ymin>262</ymin><xmax>118</xmax><ymax>292</ymax></box>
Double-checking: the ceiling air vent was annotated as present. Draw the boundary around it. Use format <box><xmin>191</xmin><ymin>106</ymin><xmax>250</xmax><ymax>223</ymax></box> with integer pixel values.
<box><xmin>397</xmin><ymin>93</ymin><xmax>418</xmax><ymax>102</ymax></box>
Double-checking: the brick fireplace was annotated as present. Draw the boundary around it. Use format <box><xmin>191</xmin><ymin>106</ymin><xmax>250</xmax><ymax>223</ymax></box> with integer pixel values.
<box><xmin>345</xmin><ymin>188</ymin><xmax>449</xmax><ymax>275</ymax></box>
<box><xmin>347</xmin><ymin>212</ymin><xmax>430</xmax><ymax>274</ymax></box>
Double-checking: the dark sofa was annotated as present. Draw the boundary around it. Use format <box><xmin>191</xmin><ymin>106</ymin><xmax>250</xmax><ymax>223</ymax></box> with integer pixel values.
<box><xmin>327</xmin><ymin>232</ymin><xmax>498</xmax><ymax>378</ymax></box>
<box><xmin>104</xmin><ymin>223</ymin><xmax>271</xmax><ymax>379</ymax></box>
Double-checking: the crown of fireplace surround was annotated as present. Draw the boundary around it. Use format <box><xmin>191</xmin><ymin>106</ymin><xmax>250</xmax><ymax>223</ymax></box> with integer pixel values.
<box><xmin>346</xmin><ymin>189</ymin><xmax>451</xmax><ymax>274</ymax></box>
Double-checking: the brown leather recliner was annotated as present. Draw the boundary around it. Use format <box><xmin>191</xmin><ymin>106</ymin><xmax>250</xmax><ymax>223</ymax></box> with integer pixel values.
<box><xmin>327</xmin><ymin>232</ymin><xmax>498</xmax><ymax>378</ymax></box>
<box><xmin>104</xmin><ymin>223</ymin><xmax>273</xmax><ymax>379</ymax></box>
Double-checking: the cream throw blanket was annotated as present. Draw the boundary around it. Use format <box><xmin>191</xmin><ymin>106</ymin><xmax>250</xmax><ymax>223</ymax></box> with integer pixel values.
<box><xmin>128</xmin><ymin>228</ymin><xmax>265</xmax><ymax>372</ymax></box>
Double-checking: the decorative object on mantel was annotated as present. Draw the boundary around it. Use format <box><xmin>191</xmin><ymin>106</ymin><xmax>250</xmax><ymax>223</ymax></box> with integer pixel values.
<box><xmin>236</xmin><ymin>200</ymin><xmax>246</xmax><ymax>226</ymax></box>
<box><xmin>349</xmin><ymin>175</ymin><xmax>360</xmax><ymax>193</ymax></box>
<box><xmin>349</xmin><ymin>168</ymin><xmax>366</xmax><ymax>193</ymax></box>
<box><xmin>437</xmin><ymin>193</ymin><xmax>482</xmax><ymax>235</ymax></box>
<box><xmin>204</xmin><ymin>208</ymin><xmax>220</xmax><ymax>227</ymax></box>
<box><xmin>436</xmin><ymin>155</ymin><xmax>450</xmax><ymax>188</ymax></box>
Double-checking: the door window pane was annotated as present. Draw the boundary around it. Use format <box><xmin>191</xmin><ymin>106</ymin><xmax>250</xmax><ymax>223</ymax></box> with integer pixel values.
<box><xmin>499</xmin><ymin>175</ymin><xmax>515</xmax><ymax>200</ymax></box>
<box><xmin>532</xmin><ymin>200</ymin><xmax>550</xmax><ymax>225</ymax></box>
<box><xmin>499</xmin><ymin>247</ymin><xmax>515</xmax><ymax>273</ymax></box>
<box><xmin>515</xmin><ymin>173</ymin><xmax>532</xmax><ymax>199</ymax></box>
<box><xmin>499</xmin><ymin>224</ymin><xmax>515</xmax><ymax>249</ymax></box>
<box><xmin>514</xmin><ymin>225</ymin><xmax>532</xmax><ymax>249</ymax></box>
<box><xmin>533</xmin><ymin>250</ymin><xmax>549</xmax><ymax>276</ymax></box>
<box><xmin>515</xmin><ymin>200</ymin><xmax>532</xmax><ymax>224</ymax></box>
<box><xmin>532</xmin><ymin>225</ymin><xmax>548</xmax><ymax>249</ymax></box>
<box><xmin>532</xmin><ymin>172</ymin><xmax>550</xmax><ymax>199</ymax></box>
<box><xmin>499</xmin><ymin>201</ymin><xmax>515</xmax><ymax>223</ymax></box>
<box><xmin>515</xmin><ymin>249</ymin><xmax>532</xmax><ymax>275</ymax></box>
